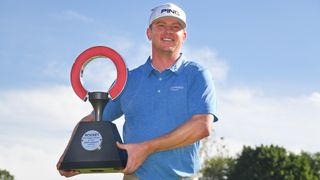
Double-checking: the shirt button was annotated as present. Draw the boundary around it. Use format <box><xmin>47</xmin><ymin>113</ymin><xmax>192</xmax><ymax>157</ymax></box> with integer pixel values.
<box><xmin>159</xmin><ymin>77</ymin><xmax>162</xmax><ymax>81</ymax></box>
<box><xmin>157</xmin><ymin>90</ymin><xmax>161</xmax><ymax>93</ymax></box>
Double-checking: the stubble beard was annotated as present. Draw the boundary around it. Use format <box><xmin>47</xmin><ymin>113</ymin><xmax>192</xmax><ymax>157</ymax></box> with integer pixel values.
<box><xmin>153</xmin><ymin>42</ymin><xmax>179</xmax><ymax>57</ymax></box>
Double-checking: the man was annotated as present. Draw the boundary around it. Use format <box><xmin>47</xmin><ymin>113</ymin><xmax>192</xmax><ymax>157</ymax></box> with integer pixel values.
<box><xmin>57</xmin><ymin>3</ymin><xmax>218</xmax><ymax>180</ymax></box>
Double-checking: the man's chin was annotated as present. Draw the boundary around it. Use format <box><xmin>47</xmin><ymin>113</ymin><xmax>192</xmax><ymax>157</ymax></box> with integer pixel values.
<box><xmin>160</xmin><ymin>47</ymin><xmax>175</xmax><ymax>53</ymax></box>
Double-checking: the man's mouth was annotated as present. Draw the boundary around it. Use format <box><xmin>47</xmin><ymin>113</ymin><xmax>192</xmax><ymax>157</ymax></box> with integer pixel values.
<box><xmin>162</xmin><ymin>38</ymin><xmax>174</xmax><ymax>42</ymax></box>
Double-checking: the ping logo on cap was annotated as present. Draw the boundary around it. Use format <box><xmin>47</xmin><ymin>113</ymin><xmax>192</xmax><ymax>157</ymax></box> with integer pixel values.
<box><xmin>161</xmin><ymin>9</ymin><xmax>180</xmax><ymax>16</ymax></box>
<box><xmin>149</xmin><ymin>3</ymin><xmax>187</xmax><ymax>28</ymax></box>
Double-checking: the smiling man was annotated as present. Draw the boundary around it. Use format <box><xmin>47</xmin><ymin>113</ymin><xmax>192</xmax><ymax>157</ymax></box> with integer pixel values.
<box><xmin>57</xmin><ymin>3</ymin><xmax>218</xmax><ymax>180</ymax></box>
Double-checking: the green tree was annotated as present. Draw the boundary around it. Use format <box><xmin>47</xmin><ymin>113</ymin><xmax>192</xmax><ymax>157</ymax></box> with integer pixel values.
<box><xmin>201</xmin><ymin>156</ymin><xmax>235</xmax><ymax>180</ymax></box>
<box><xmin>311</xmin><ymin>152</ymin><xmax>320</xmax><ymax>178</ymax></box>
<box><xmin>201</xmin><ymin>144</ymin><xmax>320</xmax><ymax>180</ymax></box>
<box><xmin>283</xmin><ymin>152</ymin><xmax>319</xmax><ymax>180</ymax></box>
<box><xmin>228</xmin><ymin>145</ymin><xmax>320</xmax><ymax>180</ymax></box>
<box><xmin>228</xmin><ymin>145</ymin><xmax>289</xmax><ymax>180</ymax></box>
<box><xmin>199</xmin><ymin>136</ymin><xmax>235</xmax><ymax>180</ymax></box>
<box><xmin>0</xmin><ymin>169</ymin><xmax>14</xmax><ymax>180</ymax></box>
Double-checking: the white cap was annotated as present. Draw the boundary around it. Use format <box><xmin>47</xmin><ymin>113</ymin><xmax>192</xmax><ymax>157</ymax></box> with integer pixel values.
<box><xmin>149</xmin><ymin>3</ymin><xmax>186</xmax><ymax>28</ymax></box>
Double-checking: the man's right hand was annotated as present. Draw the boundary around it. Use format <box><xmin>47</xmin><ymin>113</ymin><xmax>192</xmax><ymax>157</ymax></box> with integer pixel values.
<box><xmin>81</xmin><ymin>114</ymin><xmax>95</xmax><ymax>122</ymax></box>
<box><xmin>56</xmin><ymin>154</ymin><xmax>80</xmax><ymax>177</ymax></box>
<box><xmin>56</xmin><ymin>114</ymin><xmax>95</xmax><ymax>177</ymax></box>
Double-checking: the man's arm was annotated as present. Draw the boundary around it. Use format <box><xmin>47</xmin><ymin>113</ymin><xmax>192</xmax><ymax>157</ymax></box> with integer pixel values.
<box><xmin>117</xmin><ymin>114</ymin><xmax>213</xmax><ymax>174</ymax></box>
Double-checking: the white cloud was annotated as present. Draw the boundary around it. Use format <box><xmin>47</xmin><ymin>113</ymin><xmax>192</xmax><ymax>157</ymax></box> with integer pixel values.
<box><xmin>62</xmin><ymin>10</ymin><xmax>93</xmax><ymax>23</ymax></box>
<box><xmin>0</xmin><ymin>86</ymin><xmax>124</xmax><ymax>180</ymax></box>
<box><xmin>91</xmin><ymin>34</ymin><xmax>150</xmax><ymax>70</ymax></box>
<box><xmin>81</xmin><ymin>58</ymin><xmax>118</xmax><ymax>92</ymax></box>
<box><xmin>41</xmin><ymin>60</ymin><xmax>70</xmax><ymax>82</ymax></box>
<box><xmin>184</xmin><ymin>46</ymin><xmax>229</xmax><ymax>82</ymax></box>
<box><xmin>0</xmin><ymin>86</ymin><xmax>88</xmax><ymax>130</ymax></box>
<box><xmin>217</xmin><ymin>87</ymin><xmax>320</xmax><ymax>154</ymax></box>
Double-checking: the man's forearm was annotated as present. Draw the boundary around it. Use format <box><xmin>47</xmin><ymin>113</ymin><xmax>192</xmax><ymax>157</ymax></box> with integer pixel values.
<box><xmin>118</xmin><ymin>114</ymin><xmax>214</xmax><ymax>174</ymax></box>
<box><xmin>145</xmin><ymin>114</ymin><xmax>213</xmax><ymax>153</ymax></box>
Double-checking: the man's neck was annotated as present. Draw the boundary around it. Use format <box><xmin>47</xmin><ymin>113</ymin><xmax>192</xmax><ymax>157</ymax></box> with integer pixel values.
<box><xmin>151</xmin><ymin>51</ymin><xmax>181</xmax><ymax>72</ymax></box>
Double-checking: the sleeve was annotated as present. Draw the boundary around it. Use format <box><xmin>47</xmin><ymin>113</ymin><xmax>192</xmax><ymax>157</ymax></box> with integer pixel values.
<box><xmin>187</xmin><ymin>68</ymin><xmax>218</xmax><ymax>122</ymax></box>
<box><xmin>101</xmin><ymin>97</ymin><xmax>123</xmax><ymax>121</ymax></box>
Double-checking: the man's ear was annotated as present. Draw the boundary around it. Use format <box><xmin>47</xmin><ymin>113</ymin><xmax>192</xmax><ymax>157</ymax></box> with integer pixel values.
<box><xmin>146</xmin><ymin>27</ymin><xmax>152</xmax><ymax>40</ymax></box>
<box><xmin>182</xmin><ymin>30</ymin><xmax>187</xmax><ymax>42</ymax></box>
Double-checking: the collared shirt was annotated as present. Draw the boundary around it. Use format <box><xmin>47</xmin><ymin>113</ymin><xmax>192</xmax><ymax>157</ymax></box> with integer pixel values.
<box><xmin>102</xmin><ymin>55</ymin><xmax>218</xmax><ymax>180</ymax></box>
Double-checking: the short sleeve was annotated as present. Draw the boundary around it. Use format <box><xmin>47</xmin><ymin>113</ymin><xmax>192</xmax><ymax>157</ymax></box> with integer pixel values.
<box><xmin>102</xmin><ymin>97</ymin><xmax>123</xmax><ymax>121</ymax></box>
<box><xmin>187</xmin><ymin>68</ymin><xmax>218</xmax><ymax>122</ymax></box>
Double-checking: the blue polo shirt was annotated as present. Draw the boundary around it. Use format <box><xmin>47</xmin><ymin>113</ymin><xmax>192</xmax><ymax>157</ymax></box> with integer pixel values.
<box><xmin>102</xmin><ymin>55</ymin><xmax>218</xmax><ymax>180</ymax></box>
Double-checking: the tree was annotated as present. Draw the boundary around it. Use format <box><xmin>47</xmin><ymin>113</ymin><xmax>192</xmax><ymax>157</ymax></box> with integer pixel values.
<box><xmin>310</xmin><ymin>152</ymin><xmax>320</xmax><ymax>178</ymax></box>
<box><xmin>199</xmin><ymin>136</ymin><xmax>235</xmax><ymax>180</ymax></box>
<box><xmin>283</xmin><ymin>152</ymin><xmax>319</xmax><ymax>180</ymax></box>
<box><xmin>228</xmin><ymin>145</ymin><xmax>289</xmax><ymax>180</ymax></box>
<box><xmin>201</xmin><ymin>144</ymin><xmax>320</xmax><ymax>180</ymax></box>
<box><xmin>228</xmin><ymin>145</ymin><xmax>319</xmax><ymax>180</ymax></box>
<box><xmin>201</xmin><ymin>156</ymin><xmax>235</xmax><ymax>180</ymax></box>
<box><xmin>0</xmin><ymin>169</ymin><xmax>14</xmax><ymax>180</ymax></box>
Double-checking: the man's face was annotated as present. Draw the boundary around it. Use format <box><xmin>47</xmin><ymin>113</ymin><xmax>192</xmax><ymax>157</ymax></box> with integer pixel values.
<box><xmin>147</xmin><ymin>17</ymin><xmax>186</xmax><ymax>54</ymax></box>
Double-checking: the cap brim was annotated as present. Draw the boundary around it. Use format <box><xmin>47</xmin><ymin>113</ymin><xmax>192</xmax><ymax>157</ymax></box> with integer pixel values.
<box><xmin>150</xmin><ymin>16</ymin><xmax>186</xmax><ymax>28</ymax></box>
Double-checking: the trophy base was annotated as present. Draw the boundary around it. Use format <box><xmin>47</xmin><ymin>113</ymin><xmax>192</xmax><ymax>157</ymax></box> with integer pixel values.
<box><xmin>60</xmin><ymin>161</ymin><xmax>124</xmax><ymax>173</ymax></box>
<box><xmin>78</xmin><ymin>168</ymin><xmax>121</xmax><ymax>174</ymax></box>
<box><xmin>59</xmin><ymin>121</ymin><xmax>127</xmax><ymax>173</ymax></box>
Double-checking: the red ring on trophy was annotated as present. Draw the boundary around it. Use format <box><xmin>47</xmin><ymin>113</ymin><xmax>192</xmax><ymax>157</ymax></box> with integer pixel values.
<box><xmin>70</xmin><ymin>46</ymin><xmax>127</xmax><ymax>101</ymax></box>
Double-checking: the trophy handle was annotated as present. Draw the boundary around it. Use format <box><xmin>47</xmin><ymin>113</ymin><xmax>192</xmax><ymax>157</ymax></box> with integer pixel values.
<box><xmin>70</xmin><ymin>46</ymin><xmax>127</xmax><ymax>101</ymax></box>
<box><xmin>88</xmin><ymin>92</ymin><xmax>109</xmax><ymax>122</ymax></box>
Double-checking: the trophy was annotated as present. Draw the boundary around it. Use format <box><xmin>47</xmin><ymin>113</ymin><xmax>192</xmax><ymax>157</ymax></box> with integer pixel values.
<box><xmin>59</xmin><ymin>46</ymin><xmax>128</xmax><ymax>173</ymax></box>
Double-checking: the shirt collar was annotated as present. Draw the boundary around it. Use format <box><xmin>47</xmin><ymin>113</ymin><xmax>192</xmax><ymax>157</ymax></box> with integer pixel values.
<box><xmin>144</xmin><ymin>57</ymin><xmax>154</xmax><ymax>76</ymax></box>
<box><xmin>144</xmin><ymin>53</ymin><xmax>185</xmax><ymax>76</ymax></box>
<box><xmin>169</xmin><ymin>53</ymin><xmax>184</xmax><ymax>74</ymax></box>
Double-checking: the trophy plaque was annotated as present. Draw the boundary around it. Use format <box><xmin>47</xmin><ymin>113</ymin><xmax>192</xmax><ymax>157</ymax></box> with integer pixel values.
<box><xmin>59</xmin><ymin>46</ymin><xmax>128</xmax><ymax>173</ymax></box>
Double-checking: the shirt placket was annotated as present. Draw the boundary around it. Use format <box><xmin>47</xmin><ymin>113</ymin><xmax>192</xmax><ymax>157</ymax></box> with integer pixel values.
<box><xmin>154</xmin><ymin>70</ymin><xmax>171</xmax><ymax>100</ymax></box>
<box><xmin>155</xmin><ymin>73</ymin><xmax>163</xmax><ymax>95</ymax></box>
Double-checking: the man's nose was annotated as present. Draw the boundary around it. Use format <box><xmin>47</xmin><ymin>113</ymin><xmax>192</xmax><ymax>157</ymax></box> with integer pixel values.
<box><xmin>164</xmin><ymin>25</ymin><xmax>174</xmax><ymax>32</ymax></box>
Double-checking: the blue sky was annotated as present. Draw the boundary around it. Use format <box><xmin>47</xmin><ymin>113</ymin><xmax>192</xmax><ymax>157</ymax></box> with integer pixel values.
<box><xmin>0</xmin><ymin>1</ymin><xmax>319</xmax><ymax>180</ymax></box>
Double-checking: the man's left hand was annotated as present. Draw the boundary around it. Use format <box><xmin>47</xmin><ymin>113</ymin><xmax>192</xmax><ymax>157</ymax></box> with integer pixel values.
<box><xmin>117</xmin><ymin>141</ymin><xmax>153</xmax><ymax>174</ymax></box>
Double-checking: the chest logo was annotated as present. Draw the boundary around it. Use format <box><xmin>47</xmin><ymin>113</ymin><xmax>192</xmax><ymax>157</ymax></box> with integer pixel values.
<box><xmin>170</xmin><ymin>86</ymin><xmax>184</xmax><ymax>91</ymax></box>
